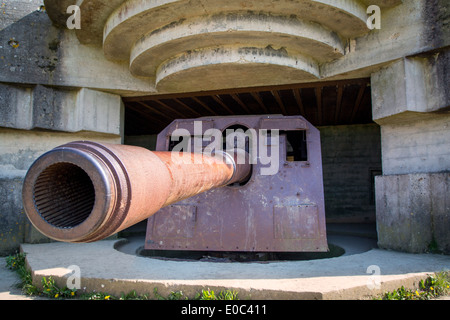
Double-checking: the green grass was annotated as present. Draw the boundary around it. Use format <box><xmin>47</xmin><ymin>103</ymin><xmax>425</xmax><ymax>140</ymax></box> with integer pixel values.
<box><xmin>7</xmin><ymin>252</ymin><xmax>448</xmax><ymax>301</ymax></box>
<box><xmin>4</xmin><ymin>252</ymin><xmax>239</xmax><ymax>300</ymax></box>
<box><xmin>377</xmin><ymin>271</ymin><xmax>450</xmax><ymax>300</ymax></box>
<box><xmin>153</xmin><ymin>287</ymin><xmax>239</xmax><ymax>300</ymax></box>
<box><xmin>5</xmin><ymin>252</ymin><xmax>39</xmax><ymax>296</ymax></box>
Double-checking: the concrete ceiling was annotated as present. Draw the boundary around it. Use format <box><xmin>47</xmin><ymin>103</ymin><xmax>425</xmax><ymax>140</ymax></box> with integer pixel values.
<box><xmin>42</xmin><ymin>1</ymin><xmax>394</xmax><ymax>134</ymax></box>
<box><xmin>44</xmin><ymin>0</ymin><xmax>401</xmax><ymax>93</ymax></box>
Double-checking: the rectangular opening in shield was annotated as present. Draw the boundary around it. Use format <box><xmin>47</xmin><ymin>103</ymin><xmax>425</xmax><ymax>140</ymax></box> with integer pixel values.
<box><xmin>284</xmin><ymin>130</ymin><xmax>308</xmax><ymax>162</ymax></box>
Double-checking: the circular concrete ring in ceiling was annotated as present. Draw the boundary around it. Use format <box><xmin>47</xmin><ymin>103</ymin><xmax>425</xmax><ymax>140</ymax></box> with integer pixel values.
<box><xmin>129</xmin><ymin>12</ymin><xmax>344</xmax><ymax>79</ymax></box>
<box><xmin>155</xmin><ymin>46</ymin><xmax>320</xmax><ymax>92</ymax></box>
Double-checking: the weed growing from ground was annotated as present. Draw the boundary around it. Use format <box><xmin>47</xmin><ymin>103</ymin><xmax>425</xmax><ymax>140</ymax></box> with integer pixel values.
<box><xmin>5</xmin><ymin>252</ymin><xmax>39</xmax><ymax>296</ymax></box>
<box><xmin>378</xmin><ymin>271</ymin><xmax>449</xmax><ymax>300</ymax></box>
<box><xmin>7</xmin><ymin>252</ymin><xmax>447</xmax><ymax>301</ymax></box>
<box><xmin>4</xmin><ymin>252</ymin><xmax>239</xmax><ymax>300</ymax></box>
<box><xmin>41</xmin><ymin>276</ymin><xmax>77</xmax><ymax>299</ymax></box>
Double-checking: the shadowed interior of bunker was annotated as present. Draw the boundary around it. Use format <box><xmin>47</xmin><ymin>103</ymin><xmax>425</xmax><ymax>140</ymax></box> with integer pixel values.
<box><xmin>119</xmin><ymin>79</ymin><xmax>381</xmax><ymax>261</ymax></box>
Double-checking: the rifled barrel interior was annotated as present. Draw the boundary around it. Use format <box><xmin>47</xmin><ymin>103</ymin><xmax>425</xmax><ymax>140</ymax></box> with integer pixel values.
<box><xmin>33</xmin><ymin>163</ymin><xmax>95</xmax><ymax>229</ymax></box>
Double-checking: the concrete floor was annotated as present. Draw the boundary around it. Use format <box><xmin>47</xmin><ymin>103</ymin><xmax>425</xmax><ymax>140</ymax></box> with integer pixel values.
<box><xmin>1</xmin><ymin>224</ymin><xmax>447</xmax><ymax>300</ymax></box>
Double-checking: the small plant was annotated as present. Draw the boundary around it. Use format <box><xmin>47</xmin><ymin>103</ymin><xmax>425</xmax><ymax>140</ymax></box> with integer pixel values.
<box><xmin>80</xmin><ymin>292</ymin><xmax>115</xmax><ymax>300</ymax></box>
<box><xmin>79</xmin><ymin>290</ymin><xmax>151</xmax><ymax>300</ymax></box>
<box><xmin>198</xmin><ymin>289</ymin><xmax>217</xmax><ymax>300</ymax></box>
<box><xmin>196</xmin><ymin>289</ymin><xmax>239</xmax><ymax>300</ymax></box>
<box><xmin>419</xmin><ymin>271</ymin><xmax>450</xmax><ymax>297</ymax></box>
<box><xmin>217</xmin><ymin>289</ymin><xmax>239</xmax><ymax>300</ymax></box>
<box><xmin>5</xmin><ymin>252</ymin><xmax>26</xmax><ymax>271</ymax></box>
<box><xmin>153</xmin><ymin>287</ymin><xmax>187</xmax><ymax>300</ymax></box>
<box><xmin>379</xmin><ymin>271</ymin><xmax>450</xmax><ymax>300</ymax></box>
<box><xmin>167</xmin><ymin>290</ymin><xmax>188</xmax><ymax>300</ymax></box>
<box><xmin>6</xmin><ymin>253</ymin><xmax>241</xmax><ymax>300</ymax></box>
<box><xmin>5</xmin><ymin>252</ymin><xmax>39</xmax><ymax>296</ymax></box>
<box><xmin>153</xmin><ymin>287</ymin><xmax>239</xmax><ymax>300</ymax></box>
<box><xmin>153</xmin><ymin>287</ymin><xmax>165</xmax><ymax>300</ymax></box>
<box><xmin>381</xmin><ymin>286</ymin><xmax>418</xmax><ymax>300</ymax></box>
<box><xmin>120</xmin><ymin>290</ymin><xmax>149</xmax><ymax>300</ymax></box>
<box><xmin>41</xmin><ymin>276</ymin><xmax>77</xmax><ymax>299</ymax></box>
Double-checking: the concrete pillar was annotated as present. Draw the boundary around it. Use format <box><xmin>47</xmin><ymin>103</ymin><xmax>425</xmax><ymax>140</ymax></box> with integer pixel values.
<box><xmin>371</xmin><ymin>48</ymin><xmax>450</xmax><ymax>253</ymax></box>
<box><xmin>0</xmin><ymin>83</ymin><xmax>123</xmax><ymax>255</ymax></box>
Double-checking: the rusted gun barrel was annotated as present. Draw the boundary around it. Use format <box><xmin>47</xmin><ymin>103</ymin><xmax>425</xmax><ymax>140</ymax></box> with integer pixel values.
<box><xmin>22</xmin><ymin>141</ymin><xmax>251</xmax><ymax>243</ymax></box>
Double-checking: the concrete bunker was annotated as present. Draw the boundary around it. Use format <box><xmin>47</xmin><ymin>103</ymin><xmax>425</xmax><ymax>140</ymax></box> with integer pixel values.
<box><xmin>4</xmin><ymin>0</ymin><xmax>448</xmax><ymax>259</ymax></box>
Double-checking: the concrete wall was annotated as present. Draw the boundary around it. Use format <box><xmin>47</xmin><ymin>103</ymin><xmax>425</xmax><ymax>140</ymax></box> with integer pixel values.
<box><xmin>0</xmin><ymin>84</ymin><xmax>123</xmax><ymax>134</ymax></box>
<box><xmin>320</xmin><ymin>124</ymin><xmax>381</xmax><ymax>223</ymax></box>
<box><xmin>0</xmin><ymin>1</ymin><xmax>154</xmax><ymax>95</ymax></box>
<box><xmin>372</xmin><ymin>48</ymin><xmax>450</xmax><ymax>254</ymax></box>
<box><xmin>380</xmin><ymin>115</ymin><xmax>450</xmax><ymax>176</ymax></box>
<box><xmin>0</xmin><ymin>0</ymin><xmax>44</xmax><ymax>29</ymax></box>
<box><xmin>375</xmin><ymin>116</ymin><xmax>450</xmax><ymax>253</ymax></box>
<box><xmin>376</xmin><ymin>173</ymin><xmax>449</xmax><ymax>254</ymax></box>
<box><xmin>372</xmin><ymin>53</ymin><xmax>450</xmax><ymax>123</ymax></box>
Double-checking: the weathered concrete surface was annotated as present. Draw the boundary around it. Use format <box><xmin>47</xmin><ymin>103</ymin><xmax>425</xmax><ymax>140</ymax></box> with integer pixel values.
<box><xmin>372</xmin><ymin>50</ymin><xmax>450</xmax><ymax>123</ymax></box>
<box><xmin>378</xmin><ymin>114</ymin><xmax>450</xmax><ymax>176</ymax></box>
<box><xmin>23</xmin><ymin>0</ymin><xmax>448</xmax><ymax>94</ymax></box>
<box><xmin>0</xmin><ymin>0</ymin><xmax>44</xmax><ymax>30</ymax></box>
<box><xmin>100</xmin><ymin>0</ymin><xmax>368</xmax><ymax>91</ymax></box>
<box><xmin>9</xmin><ymin>0</ymin><xmax>443</xmax><ymax>94</ymax></box>
<box><xmin>322</xmin><ymin>0</ymin><xmax>450</xmax><ymax>80</ymax></box>
<box><xmin>40</xmin><ymin>0</ymin><xmax>73</xmax><ymax>28</ymax></box>
<box><xmin>130</xmin><ymin>12</ymin><xmax>344</xmax><ymax>78</ymax></box>
<box><xmin>44</xmin><ymin>0</ymin><xmax>126</xmax><ymax>44</ymax></box>
<box><xmin>376</xmin><ymin>173</ymin><xmax>450</xmax><ymax>254</ymax></box>
<box><xmin>102</xmin><ymin>0</ymin><xmax>368</xmax><ymax>61</ymax></box>
<box><xmin>20</xmin><ymin>239</ymin><xmax>450</xmax><ymax>300</ymax></box>
<box><xmin>0</xmin><ymin>84</ymin><xmax>33</xmax><ymax>130</ymax></box>
<box><xmin>43</xmin><ymin>0</ymin><xmax>403</xmax><ymax>44</ymax></box>
<box><xmin>0</xmin><ymin>5</ymin><xmax>154</xmax><ymax>95</ymax></box>
<box><xmin>0</xmin><ymin>177</ymin><xmax>29</xmax><ymax>256</ymax></box>
<box><xmin>360</xmin><ymin>0</ymin><xmax>403</xmax><ymax>8</ymax></box>
<box><xmin>371</xmin><ymin>44</ymin><xmax>449</xmax><ymax>254</ymax></box>
<box><xmin>43</xmin><ymin>0</ymin><xmax>406</xmax><ymax>92</ymax></box>
<box><xmin>155</xmin><ymin>46</ymin><xmax>320</xmax><ymax>92</ymax></box>
<box><xmin>0</xmin><ymin>128</ymin><xmax>121</xmax><ymax>173</ymax></box>
<box><xmin>0</xmin><ymin>84</ymin><xmax>124</xmax><ymax>134</ymax></box>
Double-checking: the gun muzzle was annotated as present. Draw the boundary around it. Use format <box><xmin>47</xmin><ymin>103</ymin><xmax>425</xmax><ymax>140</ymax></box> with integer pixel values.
<box><xmin>22</xmin><ymin>141</ymin><xmax>251</xmax><ymax>243</ymax></box>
